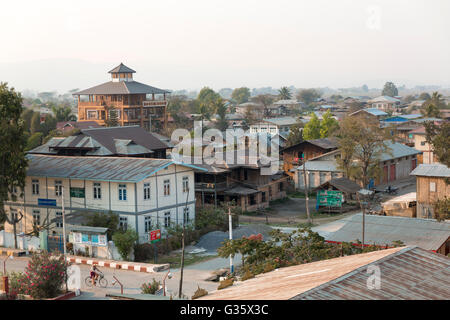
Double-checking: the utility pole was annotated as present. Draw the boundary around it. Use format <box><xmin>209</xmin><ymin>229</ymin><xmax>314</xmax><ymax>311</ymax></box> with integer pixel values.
<box><xmin>302</xmin><ymin>156</ymin><xmax>311</xmax><ymax>224</ymax></box>
<box><xmin>178</xmin><ymin>187</ymin><xmax>189</xmax><ymax>299</ymax></box>
<box><xmin>62</xmin><ymin>187</ymin><xmax>67</xmax><ymax>256</ymax></box>
<box><xmin>62</xmin><ymin>187</ymin><xmax>68</xmax><ymax>293</ymax></box>
<box><xmin>356</xmin><ymin>192</ymin><xmax>365</xmax><ymax>246</ymax></box>
<box><xmin>229</xmin><ymin>208</ymin><xmax>233</xmax><ymax>273</ymax></box>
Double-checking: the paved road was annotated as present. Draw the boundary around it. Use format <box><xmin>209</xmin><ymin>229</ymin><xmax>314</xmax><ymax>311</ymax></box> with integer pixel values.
<box><xmin>4</xmin><ymin>253</ymin><xmax>240</xmax><ymax>300</ymax></box>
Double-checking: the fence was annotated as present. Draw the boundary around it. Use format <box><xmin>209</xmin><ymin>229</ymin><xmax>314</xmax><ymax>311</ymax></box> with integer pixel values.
<box><xmin>0</xmin><ymin>231</ymin><xmax>40</xmax><ymax>251</ymax></box>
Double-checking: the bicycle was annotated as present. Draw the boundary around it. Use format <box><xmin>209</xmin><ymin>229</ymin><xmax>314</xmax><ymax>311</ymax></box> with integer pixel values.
<box><xmin>85</xmin><ymin>272</ymin><xmax>108</xmax><ymax>288</ymax></box>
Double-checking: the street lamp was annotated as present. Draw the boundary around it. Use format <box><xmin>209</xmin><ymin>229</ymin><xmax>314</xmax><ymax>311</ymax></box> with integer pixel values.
<box><xmin>163</xmin><ymin>269</ymin><xmax>173</xmax><ymax>296</ymax></box>
<box><xmin>2</xmin><ymin>255</ymin><xmax>13</xmax><ymax>275</ymax></box>
<box><xmin>2</xmin><ymin>255</ymin><xmax>13</xmax><ymax>295</ymax></box>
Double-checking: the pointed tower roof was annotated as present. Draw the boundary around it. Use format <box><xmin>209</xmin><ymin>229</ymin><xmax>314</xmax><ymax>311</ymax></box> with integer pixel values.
<box><xmin>108</xmin><ymin>63</ymin><xmax>136</xmax><ymax>74</ymax></box>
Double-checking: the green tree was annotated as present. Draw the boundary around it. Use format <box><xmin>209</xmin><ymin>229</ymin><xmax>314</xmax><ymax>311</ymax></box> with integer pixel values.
<box><xmin>296</xmin><ymin>89</ymin><xmax>321</xmax><ymax>106</ymax></box>
<box><xmin>51</xmin><ymin>105</ymin><xmax>76</xmax><ymax>122</ymax></box>
<box><xmin>196</xmin><ymin>87</ymin><xmax>220</xmax><ymax>122</ymax></box>
<box><xmin>336</xmin><ymin>117</ymin><xmax>358</xmax><ymax>179</ymax></box>
<box><xmin>381</xmin><ymin>82</ymin><xmax>398</xmax><ymax>97</ymax></box>
<box><xmin>428</xmin><ymin>91</ymin><xmax>446</xmax><ymax>109</ymax></box>
<box><xmin>302</xmin><ymin>113</ymin><xmax>321</xmax><ymax>140</ymax></box>
<box><xmin>421</xmin><ymin>103</ymin><xmax>441</xmax><ymax>118</ymax></box>
<box><xmin>231</xmin><ymin>87</ymin><xmax>251</xmax><ymax>104</ymax></box>
<box><xmin>26</xmin><ymin>132</ymin><xmax>44</xmax><ymax>151</ymax></box>
<box><xmin>105</xmin><ymin>108</ymin><xmax>119</xmax><ymax>127</ymax></box>
<box><xmin>252</xmin><ymin>94</ymin><xmax>275</xmax><ymax>116</ymax></box>
<box><xmin>286</xmin><ymin>122</ymin><xmax>304</xmax><ymax>146</ymax></box>
<box><xmin>336</xmin><ymin>115</ymin><xmax>390</xmax><ymax>187</ymax></box>
<box><xmin>0</xmin><ymin>83</ymin><xmax>29</xmax><ymax>248</ymax></box>
<box><xmin>424</xmin><ymin>121</ymin><xmax>450</xmax><ymax>168</ymax></box>
<box><xmin>40</xmin><ymin>114</ymin><xmax>57</xmax><ymax>136</ymax></box>
<box><xmin>215</xmin><ymin>98</ymin><xmax>228</xmax><ymax>131</ymax></box>
<box><xmin>30</xmin><ymin>112</ymin><xmax>41</xmax><ymax>133</ymax></box>
<box><xmin>433</xmin><ymin>197</ymin><xmax>450</xmax><ymax>222</ymax></box>
<box><xmin>22</xmin><ymin>109</ymin><xmax>35</xmax><ymax>132</ymax></box>
<box><xmin>424</xmin><ymin>121</ymin><xmax>450</xmax><ymax>221</ymax></box>
<box><xmin>112</xmin><ymin>229</ymin><xmax>139</xmax><ymax>261</ymax></box>
<box><xmin>278</xmin><ymin>87</ymin><xmax>292</xmax><ymax>100</ymax></box>
<box><xmin>197</xmin><ymin>87</ymin><xmax>221</xmax><ymax>107</ymax></box>
<box><xmin>319</xmin><ymin>110</ymin><xmax>339</xmax><ymax>138</ymax></box>
<box><xmin>83</xmin><ymin>211</ymin><xmax>119</xmax><ymax>240</ymax></box>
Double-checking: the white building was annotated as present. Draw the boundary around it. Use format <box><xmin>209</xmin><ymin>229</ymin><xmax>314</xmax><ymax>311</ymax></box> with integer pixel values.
<box><xmin>4</xmin><ymin>155</ymin><xmax>206</xmax><ymax>243</ymax></box>
<box><xmin>368</xmin><ymin>96</ymin><xmax>401</xmax><ymax>112</ymax></box>
<box><xmin>249</xmin><ymin>117</ymin><xmax>299</xmax><ymax>136</ymax></box>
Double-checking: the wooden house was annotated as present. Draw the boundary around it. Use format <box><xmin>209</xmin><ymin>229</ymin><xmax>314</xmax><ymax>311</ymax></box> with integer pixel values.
<box><xmin>73</xmin><ymin>63</ymin><xmax>170</xmax><ymax>131</ymax></box>
<box><xmin>281</xmin><ymin>138</ymin><xmax>338</xmax><ymax>178</ymax></box>
<box><xmin>410</xmin><ymin>163</ymin><xmax>450</xmax><ymax>219</ymax></box>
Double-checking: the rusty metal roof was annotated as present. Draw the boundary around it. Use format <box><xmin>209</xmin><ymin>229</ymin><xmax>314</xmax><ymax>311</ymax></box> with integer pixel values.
<box><xmin>201</xmin><ymin>246</ymin><xmax>450</xmax><ymax>300</ymax></box>
<box><xmin>293</xmin><ymin>247</ymin><xmax>450</xmax><ymax>300</ymax></box>
<box><xmin>26</xmin><ymin>155</ymin><xmax>205</xmax><ymax>182</ymax></box>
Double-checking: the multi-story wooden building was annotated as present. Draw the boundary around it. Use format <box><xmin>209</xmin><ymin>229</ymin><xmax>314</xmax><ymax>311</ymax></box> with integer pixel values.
<box><xmin>280</xmin><ymin>138</ymin><xmax>338</xmax><ymax>178</ymax></box>
<box><xmin>74</xmin><ymin>63</ymin><xmax>170</xmax><ymax>131</ymax></box>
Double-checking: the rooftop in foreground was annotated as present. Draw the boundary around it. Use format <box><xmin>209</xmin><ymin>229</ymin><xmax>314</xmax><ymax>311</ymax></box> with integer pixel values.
<box><xmin>200</xmin><ymin>246</ymin><xmax>450</xmax><ymax>300</ymax></box>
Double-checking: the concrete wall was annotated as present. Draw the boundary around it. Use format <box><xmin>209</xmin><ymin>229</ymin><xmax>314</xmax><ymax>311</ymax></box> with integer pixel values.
<box><xmin>0</xmin><ymin>231</ymin><xmax>40</xmax><ymax>251</ymax></box>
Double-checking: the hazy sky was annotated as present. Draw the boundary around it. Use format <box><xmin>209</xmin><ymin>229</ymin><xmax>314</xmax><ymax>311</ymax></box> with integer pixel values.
<box><xmin>0</xmin><ymin>0</ymin><xmax>449</xmax><ymax>93</ymax></box>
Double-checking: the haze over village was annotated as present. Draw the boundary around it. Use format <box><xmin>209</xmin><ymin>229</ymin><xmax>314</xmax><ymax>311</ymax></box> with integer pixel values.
<box><xmin>0</xmin><ymin>0</ymin><xmax>449</xmax><ymax>305</ymax></box>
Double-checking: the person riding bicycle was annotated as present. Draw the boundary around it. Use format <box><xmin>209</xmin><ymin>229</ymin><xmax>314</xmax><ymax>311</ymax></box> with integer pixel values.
<box><xmin>90</xmin><ymin>265</ymin><xmax>101</xmax><ymax>286</ymax></box>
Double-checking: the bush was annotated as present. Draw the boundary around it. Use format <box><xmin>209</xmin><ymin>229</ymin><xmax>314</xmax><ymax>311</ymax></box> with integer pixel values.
<box><xmin>240</xmin><ymin>270</ymin><xmax>255</xmax><ymax>281</ymax></box>
<box><xmin>113</xmin><ymin>229</ymin><xmax>138</xmax><ymax>261</ymax></box>
<box><xmin>141</xmin><ymin>279</ymin><xmax>161</xmax><ymax>294</ymax></box>
<box><xmin>191</xmin><ymin>286</ymin><xmax>208</xmax><ymax>300</ymax></box>
<box><xmin>217</xmin><ymin>278</ymin><xmax>234</xmax><ymax>290</ymax></box>
<box><xmin>10</xmin><ymin>251</ymin><xmax>69</xmax><ymax>299</ymax></box>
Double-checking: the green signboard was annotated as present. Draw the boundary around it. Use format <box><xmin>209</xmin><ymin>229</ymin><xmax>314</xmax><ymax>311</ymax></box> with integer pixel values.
<box><xmin>70</xmin><ymin>187</ymin><xmax>85</xmax><ymax>198</ymax></box>
<box><xmin>316</xmin><ymin>190</ymin><xmax>343</xmax><ymax>209</ymax></box>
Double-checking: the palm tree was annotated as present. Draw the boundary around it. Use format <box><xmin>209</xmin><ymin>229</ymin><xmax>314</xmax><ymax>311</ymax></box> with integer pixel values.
<box><xmin>421</xmin><ymin>103</ymin><xmax>441</xmax><ymax>118</ymax></box>
<box><xmin>278</xmin><ymin>87</ymin><xmax>292</xmax><ymax>100</ymax></box>
<box><xmin>430</xmin><ymin>91</ymin><xmax>445</xmax><ymax>109</ymax></box>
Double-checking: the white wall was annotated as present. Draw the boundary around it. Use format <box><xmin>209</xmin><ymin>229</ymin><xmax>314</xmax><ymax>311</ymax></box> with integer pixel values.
<box><xmin>0</xmin><ymin>230</ymin><xmax>40</xmax><ymax>251</ymax></box>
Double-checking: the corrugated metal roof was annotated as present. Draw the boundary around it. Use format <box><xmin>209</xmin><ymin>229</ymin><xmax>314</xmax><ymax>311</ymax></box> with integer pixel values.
<box><xmin>200</xmin><ymin>247</ymin><xmax>404</xmax><ymax>300</ymax></box>
<box><xmin>369</xmin><ymin>96</ymin><xmax>401</xmax><ymax>103</ymax></box>
<box><xmin>108</xmin><ymin>63</ymin><xmax>136</xmax><ymax>74</ymax></box>
<box><xmin>380</xmin><ymin>141</ymin><xmax>421</xmax><ymax>161</ymax></box>
<box><xmin>325</xmin><ymin>213</ymin><xmax>450</xmax><ymax>251</ymax></box>
<box><xmin>410</xmin><ymin>163</ymin><xmax>450</xmax><ymax>177</ymax></box>
<box><xmin>113</xmin><ymin>139</ymin><xmax>153</xmax><ymax>155</ymax></box>
<box><xmin>350</xmin><ymin>108</ymin><xmax>388</xmax><ymax>117</ymax></box>
<box><xmin>73</xmin><ymin>80</ymin><xmax>170</xmax><ymax>95</ymax></box>
<box><xmin>293</xmin><ymin>247</ymin><xmax>450</xmax><ymax>300</ymax></box>
<box><xmin>262</xmin><ymin>117</ymin><xmax>298</xmax><ymax>126</ymax></box>
<box><xmin>25</xmin><ymin>155</ymin><xmax>205</xmax><ymax>182</ymax></box>
<box><xmin>201</xmin><ymin>246</ymin><xmax>450</xmax><ymax>300</ymax></box>
<box><xmin>315</xmin><ymin>177</ymin><xmax>361</xmax><ymax>194</ymax></box>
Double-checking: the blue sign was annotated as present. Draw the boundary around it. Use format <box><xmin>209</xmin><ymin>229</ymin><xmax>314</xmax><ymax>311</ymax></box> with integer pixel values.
<box><xmin>38</xmin><ymin>198</ymin><xmax>57</xmax><ymax>207</ymax></box>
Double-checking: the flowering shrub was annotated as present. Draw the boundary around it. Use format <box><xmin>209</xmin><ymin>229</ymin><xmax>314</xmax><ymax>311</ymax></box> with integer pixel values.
<box><xmin>10</xmin><ymin>251</ymin><xmax>69</xmax><ymax>299</ymax></box>
<box><xmin>140</xmin><ymin>278</ymin><xmax>161</xmax><ymax>294</ymax></box>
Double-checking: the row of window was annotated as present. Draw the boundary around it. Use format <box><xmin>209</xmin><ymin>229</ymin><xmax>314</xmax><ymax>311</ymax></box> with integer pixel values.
<box><xmin>143</xmin><ymin>208</ymin><xmax>191</xmax><ymax>233</ymax></box>
<box><xmin>30</xmin><ymin>177</ymin><xmax>190</xmax><ymax>200</ymax></box>
<box><xmin>25</xmin><ymin>208</ymin><xmax>191</xmax><ymax>231</ymax></box>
